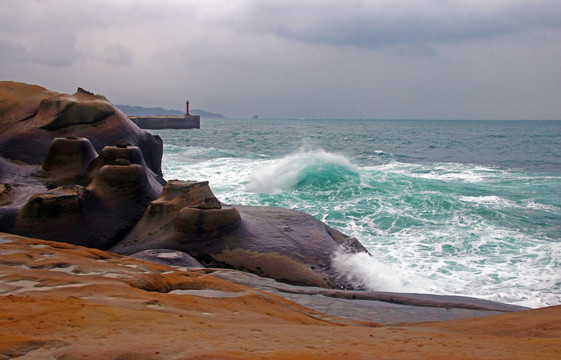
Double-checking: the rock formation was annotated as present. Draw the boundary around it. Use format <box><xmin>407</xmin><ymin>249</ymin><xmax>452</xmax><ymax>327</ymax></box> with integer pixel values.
<box><xmin>0</xmin><ymin>81</ymin><xmax>164</xmax><ymax>182</ymax></box>
<box><xmin>0</xmin><ymin>82</ymin><xmax>558</xmax><ymax>358</ymax></box>
<box><xmin>0</xmin><ymin>81</ymin><xmax>369</xmax><ymax>288</ymax></box>
<box><xmin>111</xmin><ymin>180</ymin><xmax>367</xmax><ymax>288</ymax></box>
<box><xmin>1</xmin><ymin>232</ymin><xmax>558</xmax><ymax>359</ymax></box>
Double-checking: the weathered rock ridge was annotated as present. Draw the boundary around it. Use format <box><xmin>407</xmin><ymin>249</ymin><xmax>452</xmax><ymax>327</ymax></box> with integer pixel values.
<box><xmin>0</xmin><ymin>81</ymin><xmax>367</xmax><ymax>288</ymax></box>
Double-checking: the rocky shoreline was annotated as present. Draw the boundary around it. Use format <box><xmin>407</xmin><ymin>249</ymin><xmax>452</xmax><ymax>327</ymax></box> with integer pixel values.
<box><xmin>1</xmin><ymin>81</ymin><xmax>559</xmax><ymax>359</ymax></box>
<box><xmin>1</xmin><ymin>232</ymin><xmax>559</xmax><ymax>359</ymax></box>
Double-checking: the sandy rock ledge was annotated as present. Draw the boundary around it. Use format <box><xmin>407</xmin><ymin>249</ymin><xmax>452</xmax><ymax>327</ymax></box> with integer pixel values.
<box><xmin>1</xmin><ymin>232</ymin><xmax>560</xmax><ymax>360</ymax></box>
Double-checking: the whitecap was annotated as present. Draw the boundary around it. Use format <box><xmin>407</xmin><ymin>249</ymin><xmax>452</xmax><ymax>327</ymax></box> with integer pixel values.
<box><xmin>459</xmin><ymin>195</ymin><xmax>519</xmax><ymax>208</ymax></box>
<box><xmin>246</xmin><ymin>149</ymin><xmax>359</xmax><ymax>194</ymax></box>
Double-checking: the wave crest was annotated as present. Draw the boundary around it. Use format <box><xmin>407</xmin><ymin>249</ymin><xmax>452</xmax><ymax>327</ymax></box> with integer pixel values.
<box><xmin>247</xmin><ymin>150</ymin><xmax>359</xmax><ymax>194</ymax></box>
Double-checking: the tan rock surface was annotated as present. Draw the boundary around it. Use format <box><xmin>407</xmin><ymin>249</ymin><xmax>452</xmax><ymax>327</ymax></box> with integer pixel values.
<box><xmin>1</xmin><ymin>232</ymin><xmax>560</xmax><ymax>359</ymax></box>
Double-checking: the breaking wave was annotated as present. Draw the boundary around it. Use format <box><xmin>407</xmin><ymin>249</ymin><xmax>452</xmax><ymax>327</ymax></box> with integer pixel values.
<box><xmin>247</xmin><ymin>150</ymin><xmax>360</xmax><ymax>194</ymax></box>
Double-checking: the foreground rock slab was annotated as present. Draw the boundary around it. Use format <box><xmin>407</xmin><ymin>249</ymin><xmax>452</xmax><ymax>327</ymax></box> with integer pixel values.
<box><xmin>1</xmin><ymin>233</ymin><xmax>560</xmax><ymax>360</ymax></box>
<box><xmin>211</xmin><ymin>268</ymin><xmax>527</xmax><ymax>324</ymax></box>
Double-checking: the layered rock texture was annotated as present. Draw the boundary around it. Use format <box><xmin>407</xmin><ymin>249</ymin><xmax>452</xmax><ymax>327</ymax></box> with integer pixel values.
<box><xmin>112</xmin><ymin>180</ymin><xmax>366</xmax><ymax>288</ymax></box>
<box><xmin>1</xmin><ymin>233</ymin><xmax>559</xmax><ymax>359</ymax></box>
<box><xmin>0</xmin><ymin>81</ymin><xmax>164</xmax><ymax>178</ymax></box>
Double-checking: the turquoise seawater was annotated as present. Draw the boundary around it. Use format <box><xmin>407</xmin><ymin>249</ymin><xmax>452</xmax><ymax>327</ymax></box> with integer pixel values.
<box><xmin>153</xmin><ymin>119</ymin><xmax>561</xmax><ymax>308</ymax></box>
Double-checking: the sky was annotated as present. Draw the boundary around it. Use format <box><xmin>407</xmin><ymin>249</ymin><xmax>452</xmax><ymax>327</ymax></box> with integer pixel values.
<box><xmin>1</xmin><ymin>0</ymin><xmax>561</xmax><ymax>119</ymax></box>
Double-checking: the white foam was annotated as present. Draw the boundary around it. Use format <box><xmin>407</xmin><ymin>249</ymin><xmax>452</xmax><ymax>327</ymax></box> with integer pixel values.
<box><xmin>459</xmin><ymin>196</ymin><xmax>560</xmax><ymax>213</ymax></box>
<box><xmin>331</xmin><ymin>249</ymin><xmax>430</xmax><ymax>293</ymax></box>
<box><xmin>459</xmin><ymin>195</ymin><xmax>519</xmax><ymax>208</ymax></box>
<box><xmin>524</xmin><ymin>201</ymin><xmax>559</xmax><ymax>212</ymax></box>
<box><xmin>159</xmin><ymin>137</ymin><xmax>561</xmax><ymax>308</ymax></box>
<box><xmin>246</xmin><ymin>149</ymin><xmax>357</xmax><ymax>194</ymax></box>
<box><xmin>373</xmin><ymin>162</ymin><xmax>501</xmax><ymax>184</ymax></box>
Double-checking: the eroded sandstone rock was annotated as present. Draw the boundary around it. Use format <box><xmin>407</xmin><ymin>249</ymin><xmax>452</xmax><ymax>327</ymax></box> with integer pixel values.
<box><xmin>14</xmin><ymin>160</ymin><xmax>159</xmax><ymax>249</ymax></box>
<box><xmin>84</xmin><ymin>143</ymin><xmax>163</xmax><ymax>194</ymax></box>
<box><xmin>37</xmin><ymin>135</ymin><xmax>98</xmax><ymax>187</ymax></box>
<box><xmin>0</xmin><ymin>82</ymin><xmax>166</xmax><ymax>248</ymax></box>
<box><xmin>0</xmin><ymin>81</ymin><xmax>369</xmax><ymax>289</ymax></box>
<box><xmin>0</xmin><ymin>81</ymin><xmax>164</xmax><ymax>183</ymax></box>
<box><xmin>112</xmin><ymin>180</ymin><xmax>241</xmax><ymax>247</ymax></box>
<box><xmin>2</xmin><ymin>232</ymin><xmax>550</xmax><ymax>360</ymax></box>
<box><xmin>111</xmin><ymin>180</ymin><xmax>368</xmax><ymax>289</ymax></box>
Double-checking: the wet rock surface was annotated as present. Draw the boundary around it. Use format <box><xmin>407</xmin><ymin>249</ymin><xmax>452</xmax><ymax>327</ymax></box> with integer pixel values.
<box><xmin>130</xmin><ymin>248</ymin><xmax>204</xmax><ymax>268</ymax></box>
<box><xmin>212</xmin><ymin>268</ymin><xmax>526</xmax><ymax>324</ymax></box>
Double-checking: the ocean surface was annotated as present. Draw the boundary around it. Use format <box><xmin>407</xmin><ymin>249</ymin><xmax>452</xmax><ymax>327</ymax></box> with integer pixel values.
<box><xmin>153</xmin><ymin>119</ymin><xmax>561</xmax><ymax>308</ymax></box>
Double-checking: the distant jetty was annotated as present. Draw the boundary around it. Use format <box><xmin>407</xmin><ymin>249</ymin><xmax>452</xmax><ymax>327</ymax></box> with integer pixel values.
<box><xmin>129</xmin><ymin>100</ymin><xmax>200</xmax><ymax>129</ymax></box>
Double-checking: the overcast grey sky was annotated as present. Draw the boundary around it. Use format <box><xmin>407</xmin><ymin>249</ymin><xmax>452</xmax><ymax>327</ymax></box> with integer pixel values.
<box><xmin>1</xmin><ymin>0</ymin><xmax>560</xmax><ymax>119</ymax></box>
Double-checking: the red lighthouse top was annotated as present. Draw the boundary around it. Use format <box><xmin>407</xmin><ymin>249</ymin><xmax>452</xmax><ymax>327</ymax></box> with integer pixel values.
<box><xmin>186</xmin><ymin>100</ymin><xmax>190</xmax><ymax>116</ymax></box>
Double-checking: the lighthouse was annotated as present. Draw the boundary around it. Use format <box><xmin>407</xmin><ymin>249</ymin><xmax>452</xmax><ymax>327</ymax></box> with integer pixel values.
<box><xmin>185</xmin><ymin>100</ymin><xmax>190</xmax><ymax>116</ymax></box>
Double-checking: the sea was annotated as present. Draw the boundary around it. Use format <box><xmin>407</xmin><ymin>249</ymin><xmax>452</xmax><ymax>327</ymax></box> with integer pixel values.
<box><xmin>152</xmin><ymin>119</ymin><xmax>561</xmax><ymax>308</ymax></box>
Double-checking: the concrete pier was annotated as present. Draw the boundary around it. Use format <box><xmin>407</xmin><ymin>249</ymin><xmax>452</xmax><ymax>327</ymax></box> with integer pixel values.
<box><xmin>129</xmin><ymin>115</ymin><xmax>200</xmax><ymax>129</ymax></box>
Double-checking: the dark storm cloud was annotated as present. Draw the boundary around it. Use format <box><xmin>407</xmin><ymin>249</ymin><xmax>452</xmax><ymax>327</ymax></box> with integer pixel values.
<box><xmin>234</xmin><ymin>0</ymin><xmax>561</xmax><ymax>49</ymax></box>
<box><xmin>1</xmin><ymin>1</ymin><xmax>560</xmax><ymax>119</ymax></box>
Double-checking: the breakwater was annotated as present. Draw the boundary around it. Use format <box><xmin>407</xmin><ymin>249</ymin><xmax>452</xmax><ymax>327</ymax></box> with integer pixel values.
<box><xmin>130</xmin><ymin>115</ymin><xmax>200</xmax><ymax>129</ymax></box>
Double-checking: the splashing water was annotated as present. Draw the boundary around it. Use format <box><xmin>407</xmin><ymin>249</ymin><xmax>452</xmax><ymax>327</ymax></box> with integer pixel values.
<box><xmin>247</xmin><ymin>149</ymin><xmax>360</xmax><ymax>194</ymax></box>
<box><xmin>154</xmin><ymin>119</ymin><xmax>561</xmax><ymax>308</ymax></box>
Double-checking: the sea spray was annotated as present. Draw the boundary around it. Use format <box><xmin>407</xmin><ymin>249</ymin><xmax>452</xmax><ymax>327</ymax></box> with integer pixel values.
<box><xmin>154</xmin><ymin>119</ymin><xmax>561</xmax><ymax>308</ymax></box>
<box><xmin>331</xmin><ymin>249</ymin><xmax>431</xmax><ymax>293</ymax></box>
<box><xmin>246</xmin><ymin>149</ymin><xmax>360</xmax><ymax>194</ymax></box>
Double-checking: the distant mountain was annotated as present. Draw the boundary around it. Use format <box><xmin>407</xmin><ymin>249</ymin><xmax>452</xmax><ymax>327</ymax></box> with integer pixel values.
<box><xmin>191</xmin><ymin>109</ymin><xmax>225</xmax><ymax>118</ymax></box>
<box><xmin>116</xmin><ymin>105</ymin><xmax>224</xmax><ymax>118</ymax></box>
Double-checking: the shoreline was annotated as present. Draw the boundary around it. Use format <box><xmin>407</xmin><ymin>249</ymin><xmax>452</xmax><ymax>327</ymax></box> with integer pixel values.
<box><xmin>1</xmin><ymin>232</ymin><xmax>559</xmax><ymax>359</ymax></box>
<box><xmin>1</xmin><ymin>82</ymin><xmax>558</xmax><ymax>358</ymax></box>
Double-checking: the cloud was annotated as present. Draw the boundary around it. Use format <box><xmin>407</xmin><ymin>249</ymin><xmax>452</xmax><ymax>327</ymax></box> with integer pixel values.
<box><xmin>1</xmin><ymin>1</ymin><xmax>559</xmax><ymax>119</ymax></box>
<box><xmin>0</xmin><ymin>40</ymin><xmax>28</xmax><ymax>62</ymax></box>
<box><xmin>0</xmin><ymin>34</ymin><xmax>80</xmax><ymax>67</ymax></box>
<box><xmin>30</xmin><ymin>33</ymin><xmax>82</xmax><ymax>67</ymax></box>
<box><xmin>206</xmin><ymin>0</ymin><xmax>561</xmax><ymax>49</ymax></box>
<box><xmin>96</xmin><ymin>43</ymin><xmax>134</xmax><ymax>66</ymax></box>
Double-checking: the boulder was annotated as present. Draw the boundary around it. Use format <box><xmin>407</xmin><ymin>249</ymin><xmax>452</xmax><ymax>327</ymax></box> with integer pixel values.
<box><xmin>84</xmin><ymin>142</ymin><xmax>163</xmax><ymax>194</ymax></box>
<box><xmin>0</xmin><ymin>82</ymin><xmax>165</xmax><ymax>248</ymax></box>
<box><xmin>36</xmin><ymin>135</ymin><xmax>98</xmax><ymax>187</ymax></box>
<box><xmin>0</xmin><ymin>81</ymin><xmax>164</xmax><ymax>184</ymax></box>
<box><xmin>14</xmin><ymin>159</ymin><xmax>159</xmax><ymax>249</ymax></box>
<box><xmin>1</xmin><ymin>136</ymin><xmax>162</xmax><ymax>249</ymax></box>
<box><xmin>111</xmin><ymin>180</ymin><xmax>369</xmax><ymax>289</ymax></box>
